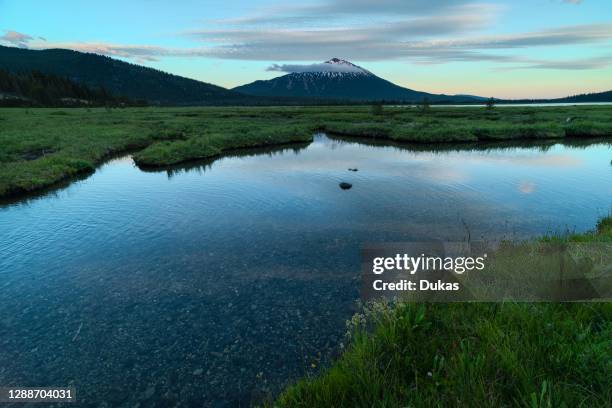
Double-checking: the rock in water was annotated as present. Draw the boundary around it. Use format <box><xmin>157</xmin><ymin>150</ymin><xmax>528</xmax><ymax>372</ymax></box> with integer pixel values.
<box><xmin>339</xmin><ymin>182</ymin><xmax>352</xmax><ymax>190</ymax></box>
<box><xmin>348</xmin><ymin>168</ymin><xmax>358</xmax><ymax>172</ymax></box>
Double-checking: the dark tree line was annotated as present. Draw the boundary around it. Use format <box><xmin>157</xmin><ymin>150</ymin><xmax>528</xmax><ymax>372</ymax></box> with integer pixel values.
<box><xmin>559</xmin><ymin>91</ymin><xmax>612</xmax><ymax>103</ymax></box>
<box><xmin>0</xmin><ymin>69</ymin><xmax>144</xmax><ymax>107</ymax></box>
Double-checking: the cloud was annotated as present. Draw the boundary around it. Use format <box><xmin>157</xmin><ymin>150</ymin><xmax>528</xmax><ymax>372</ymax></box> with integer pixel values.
<box><xmin>192</xmin><ymin>12</ymin><xmax>496</xmax><ymax>46</ymax></box>
<box><xmin>219</xmin><ymin>0</ymin><xmax>486</xmax><ymax>26</ymax></box>
<box><xmin>505</xmin><ymin>55</ymin><xmax>612</xmax><ymax>71</ymax></box>
<box><xmin>181</xmin><ymin>22</ymin><xmax>612</xmax><ymax>65</ymax></box>
<box><xmin>436</xmin><ymin>23</ymin><xmax>612</xmax><ymax>49</ymax></box>
<box><xmin>267</xmin><ymin>62</ymin><xmax>364</xmax><ymax>73</ymax></box>
<box><xmin>181</xmin><ymin>0</ymin><xmax>610</xmax><ymax>70</ymax></box>
<box><xmin>0</xmin><ymin>30</ymin><xmax>33</xmax><ymax>47</ymax></box>
<box><xmin>57</xmin><ymin>43</ymin><xmax>183</xmax><ymax>62</ymax></box>
<box><xmin>315</xmin><ymin>0</ymin><xmax>474</xmax><ymax>15</ymax></box>
<box><xmin>9</xmin><ymin>40</ymin><xmax>212</xmax><ymax>63</ymax></box>
<box><xmin>187</xmin><ymin>1</ymin><xmax>503</xmax><ymax>62</ymax></box>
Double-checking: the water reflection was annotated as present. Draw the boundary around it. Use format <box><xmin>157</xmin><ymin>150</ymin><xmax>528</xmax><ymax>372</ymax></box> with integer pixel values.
<box><xmin>137</xmin><ymin>142</ymin><xmax>310</xmax><ymax>179</ymax></box>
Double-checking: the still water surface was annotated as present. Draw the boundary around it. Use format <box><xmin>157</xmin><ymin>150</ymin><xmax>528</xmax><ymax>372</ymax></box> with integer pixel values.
<box><xmin>1</xmin><ymin>134</ymin><xmax>611</xmax><ymax>406</ymax></box>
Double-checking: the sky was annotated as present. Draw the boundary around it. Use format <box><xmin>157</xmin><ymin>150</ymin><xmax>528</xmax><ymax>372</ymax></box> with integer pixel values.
<box><xmin>1</xmin><ymin>0</ymin><xmax>611</xmax><ymax>99</ymax></box>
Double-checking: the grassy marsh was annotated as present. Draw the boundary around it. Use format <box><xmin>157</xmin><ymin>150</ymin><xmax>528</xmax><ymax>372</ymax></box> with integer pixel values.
<box><xmin>275</xmin><ymin>217</ymin><xmax>612</xmax><ymax>407</ymax></box>
<box><xmin>1</xmin><ymin>105</ymin><xmax>611</xmax><ymax>198</ymax></box>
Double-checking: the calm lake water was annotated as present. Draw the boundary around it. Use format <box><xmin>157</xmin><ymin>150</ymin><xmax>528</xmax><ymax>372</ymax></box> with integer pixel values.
<box><xmin>1</xmin><ymin>134</ymin><xmax>611</xmax><ymax>406</ymax></box>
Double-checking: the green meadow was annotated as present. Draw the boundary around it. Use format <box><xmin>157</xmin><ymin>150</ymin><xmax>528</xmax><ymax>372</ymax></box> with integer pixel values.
<box><xmin>275</xmin><ymin>217</ymin><xmax>612</xmax><ymax>408</ymax></box>
<box><xmin>1</xmin><ymin>105</ymin><xmax>611</xmax><ymax>198</ymax></box>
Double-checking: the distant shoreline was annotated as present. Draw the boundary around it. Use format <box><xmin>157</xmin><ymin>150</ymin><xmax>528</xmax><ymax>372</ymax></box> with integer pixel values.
<box><xmin>409</xmin><ymin>102</ymin><xmax>612</xmax><ymax>108</ymax></box>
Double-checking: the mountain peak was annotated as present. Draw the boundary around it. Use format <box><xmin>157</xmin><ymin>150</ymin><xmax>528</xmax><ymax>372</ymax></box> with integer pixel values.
<box><xmin>325</xmin><ymin>58</ymin><xmax>352</xmax><ymax>65</ymax></box>
<box><xmin>322</xmin><ymin>58</ymin><xmax>371</xmax><ymax>75</ymax></box>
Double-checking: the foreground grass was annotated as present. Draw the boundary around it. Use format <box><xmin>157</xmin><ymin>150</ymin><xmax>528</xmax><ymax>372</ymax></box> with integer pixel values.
<box><xmin>1</xmin><ymin>105</ymin><xmax>611</xmax><ymax>197</ymax></box>
<box><xmin>276</xmin><ymin>218</ymin><xmax>612</xmax><ymax>407</ymax></box>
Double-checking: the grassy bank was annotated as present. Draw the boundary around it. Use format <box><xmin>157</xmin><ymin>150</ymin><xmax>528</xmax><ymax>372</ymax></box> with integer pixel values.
<box><xmin>0</xmin><ymin>107</ymin><xmax>315</xmax><ymax>197</ymax></box>
<box><xmin>276</xmin><ymin>217</ymin><xmax>612</xmax><ymax>407</ymax></box>
<box><xmin>1</xmin><ymin>105</ymin><xmax>611</xmax><ymax>198</ymax></box>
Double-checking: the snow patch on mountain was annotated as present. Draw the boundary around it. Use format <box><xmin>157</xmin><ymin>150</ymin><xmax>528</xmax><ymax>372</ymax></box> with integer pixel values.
<box><xmin>267</xmin><ymin>58</ymin><xmax>372</xmax><ymax>75</ymax></box>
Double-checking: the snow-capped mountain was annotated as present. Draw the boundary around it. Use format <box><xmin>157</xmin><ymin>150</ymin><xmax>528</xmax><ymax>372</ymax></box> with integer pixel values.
<box><xmin>313</xmin><ymin>58</ymin><xmax>373</xmax><ymax>77</ymax></box>
<box><xmin>233</xmin><ymin>58</ymin><xmax>480</xmax><ymax>102</ymax></box>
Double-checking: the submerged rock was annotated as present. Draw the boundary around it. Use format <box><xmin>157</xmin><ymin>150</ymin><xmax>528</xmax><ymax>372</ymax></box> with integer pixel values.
<box><xmin>339</xmin><ymin>182</ymin><xmax>352</xmax><ymax>190</ymax></box>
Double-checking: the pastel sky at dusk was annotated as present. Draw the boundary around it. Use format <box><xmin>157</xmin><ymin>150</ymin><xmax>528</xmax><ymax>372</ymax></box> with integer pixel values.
<box><xmin>1</xmin><ymin>0</ymin><xmax>611</xmax><ymax>99</ymax></box>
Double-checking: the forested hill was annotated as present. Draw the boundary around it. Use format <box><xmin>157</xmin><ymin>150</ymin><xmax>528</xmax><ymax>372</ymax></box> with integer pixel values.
<box><xmin>0</xmin><ymin>69</ymin><xmax>136</xmax><ymax>107</ymax></box>
<box><xmin>554</xmin><ymin>90</ymin><xmax>612</xmax><ymax>103</ymax></box>
<box><xmin>496</xmin><ymin>90</ymin><xmax>612</xmax><ymax>104</ymax></box>
<box><xmin>0</xmin><ymin>45</ymin><xmax>247</xmax><ymax>105</ymax></box>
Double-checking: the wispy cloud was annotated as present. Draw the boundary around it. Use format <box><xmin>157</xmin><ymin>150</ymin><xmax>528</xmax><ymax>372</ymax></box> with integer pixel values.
<box><xmin>434</xmin><ymin>23</ymin><xmax>612</xmax><ymax>48</ymax></box>
<box><xmin>180</xmin><ymin>0</ymin><xmax>612</xmax><ymax>67</ymax></box>
<box><xmin>0</xmin><ymin>30</ymin><xmax>34</xmax><ymax>47</ymax></box>
<box><xmin>0</xmin><ymin>37</ymin><xmax>212</xmax><ymax>63</ymax></box>
<box><xmin>191</xmin><ymin>11</ymin><xmax>497</xmax><ymax>45</ymax></box>
<box><xmin>503</xmin><ymin>55</ymin><xmax>612</xmax><ymax>71</ymax></box>
<box><xmin>313</xmin><ymin>0</ymin><xmax>475</xmax><ymax>15</ymax></box>
<box><xmin>44</xmin><ymin>42</ymin><xmax>194</xmax><ymax>62</ymax></box>
<box><xmin>267</xmin><ymin>62</ymin><xmax>364</xmax><ymax>73</ymax></box>
<box><xmin>218</xmin><ymin>0</ymin><xmax>485</xmax><ymax>26</ymax></box>
<box><xmin>184</xmin><ymin>22</ymin><xmax>612</xmax><ymax>67</ymax></box>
